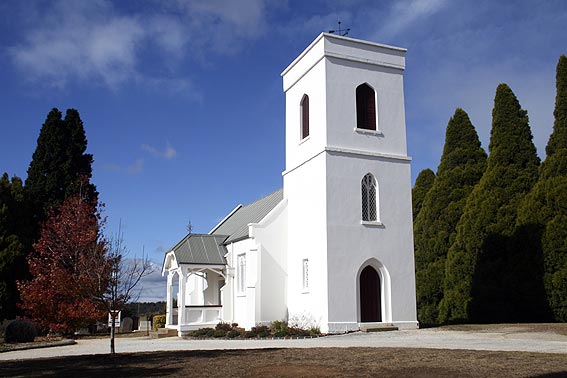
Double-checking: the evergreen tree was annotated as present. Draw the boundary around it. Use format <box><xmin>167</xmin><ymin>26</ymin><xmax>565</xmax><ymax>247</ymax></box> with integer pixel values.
<box><xmin>440</xmin><ymin>84</ymin><xmax>540</xmax><ymax>323</ymax></box>
<box><xmin>5</xmin><ymin>108</ymin><xmax>98</xmax><ymax>320</ymax></box>
<box><xmin>62</xmin><ymin>109</ymin><xmax>97</xmax><ymax>202</ymax></box>
<box><xmin>518</xmin><ymin>55</ymin><xmax>567</xmax><ymax>321</ymax></box>
<box><xmin>546</xmin><ymin>55</ymin><xmax>567</xmax><ymax>158</ymax></box>
<box><xmin>414</xmin><ymin>109</ymin><xmax>487</xmax><ymax>324</ymax></box>
<box><xmin>412</xmin><ymin>168</ymin><xmax>435</xmax><ymax>221</ymax></box>
<box><xmin>25</xmin><ymin>108</ymin><xmax>97</xmax><ymax>224</ymax></box>
<box><xmin>0</xmin><ymin>174</ymin><xmax>28</xmax><ymax>320</ymax></box>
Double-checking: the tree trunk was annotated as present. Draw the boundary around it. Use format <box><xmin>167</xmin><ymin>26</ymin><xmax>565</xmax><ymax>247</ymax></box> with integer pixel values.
<box><xmin>110</xmin><ymin>314</ymin><xmax>116</xmax><ymax>354</ymax></box>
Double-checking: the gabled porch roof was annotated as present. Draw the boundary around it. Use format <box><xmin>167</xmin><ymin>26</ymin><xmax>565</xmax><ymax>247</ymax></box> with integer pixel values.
<box><xmin>165</xmin><ymin>234</ymin><xmax>228</xmax><ymax>268</ymax></box>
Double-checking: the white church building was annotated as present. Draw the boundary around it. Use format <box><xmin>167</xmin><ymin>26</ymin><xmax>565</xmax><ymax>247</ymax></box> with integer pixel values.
<box><xmin>162</xmin><ymin>33</ymin><xmax>418</xmax><ymax>335</ymax></box>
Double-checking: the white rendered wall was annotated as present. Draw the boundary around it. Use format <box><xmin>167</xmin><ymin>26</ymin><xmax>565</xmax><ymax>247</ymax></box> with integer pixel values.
<box><xmin>249</xmin><ymin>199</ymin><xmax>288</xmax><ymax>324</ymax></box>
<box><xmin>284</xmin><ymin>56</ymin><xmax>327</xmax><ymax>173</ymax></box>
<box><xmin>227</xmin><ymin>238</ymin><xmax>258</xmax><ymax>330</ymax></box>
<box><xmin>282</xmin><ymin>33</ymin><xmax>418</xmax><ymax>332</ymax></box>
<box><xmin>324</xmin><ymin>57</ymin><xmax>408</xmax><ymax>156</ymax></box>
<box><xmin>202</xmin><ymin>271</ymin><xmax>223</xmax><ymax>305</ymax></box>
<box><xmin>325</xmin><ymin>152</ymin><xmax>417</xmax><ymax>331</ymax></box>
<box><xmin>283</xmin><ymin>152</ymin><xmax>329</xmax><ymax>331</ymax></box>
<box><xmin>282</xmin><ymin>37</ymin><xmax>332</xmax><ymax>331</ymax></box>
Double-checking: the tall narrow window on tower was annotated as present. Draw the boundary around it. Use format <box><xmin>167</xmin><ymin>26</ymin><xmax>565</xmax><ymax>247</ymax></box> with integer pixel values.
<box><xmin>356</xmin><ymin>83</ymin><xmax>376</xmax><ymax>130</ymax></box>
<box><xmin>237</xmin><ymin>254</ymin><xmax>246</xmax><ymax>295</ymax></box>
<box><xmin>361</xmin><ymin>173</ymin><xmax>378</xmax><ymax>222</ymax></box>
<box><xmin>302</xmin><ymin>258</ymin><xmax>309</xmax><ymax>292</ymax></box>
<box><xmin>301</xmin><ymin>94</ymin><xmax>310</xmax><ymax>139</ymax></box>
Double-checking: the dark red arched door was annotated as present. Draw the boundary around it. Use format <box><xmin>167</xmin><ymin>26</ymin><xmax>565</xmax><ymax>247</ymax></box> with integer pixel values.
<box><xmin>360</xmin><ymin>266</ymin><xmax>381</xmax><ymax>322</ymax></box>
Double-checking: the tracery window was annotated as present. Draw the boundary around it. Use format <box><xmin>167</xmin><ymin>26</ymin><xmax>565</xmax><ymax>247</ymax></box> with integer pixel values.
<box><xmin>356</xmin><ymin>83</ymin><xmax>376</xmax><ymax>130</ymax></box>
<box><xmin>361</xmin><ymin>173</ymin><xmax>378</xmax><ymax>222</ymax></box>
<box><xmin>301</xmin><ymin>94</ymin><xmax>310</xmax><ymax>139</ymax></box>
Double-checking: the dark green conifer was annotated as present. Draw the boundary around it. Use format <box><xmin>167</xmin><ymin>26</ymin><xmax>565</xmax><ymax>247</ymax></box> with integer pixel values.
<box><xmin>412</xmin><ymin>168</ymin><xmax>435</xmax><ymax>221</ymax></box>
<box><xmin>414</xmin><ymin>109</ymin><xmax>487</xmax><ymax>324</ymax></box>
<box><xmin>440</xmin><ymin>84</ymin><xmax>540</xmax><ymax>323</ymax></box>
<box><xmin>0</xmin><ymin>174</ymin><xmax>27</xmax><ymax>320</ymax></box>
<box><xmin>518</xmin><ymin>55</ymin><xmax>567</xmax><ymax>321</ymax></box>
<box><xmin>546</xmin><ymin>55</ymin><xmax>567</xmax><ymax>158</ymax></box>
<box><xmin>25</xmin><ymin>108</ymin><xmax>97</xmax><ymax>223</ymax></box>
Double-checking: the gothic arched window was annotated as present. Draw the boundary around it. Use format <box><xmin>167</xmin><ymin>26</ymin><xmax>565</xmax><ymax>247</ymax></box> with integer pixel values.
<box><xmin>356</xmin><ymin>83</ymin><xmax>376</xmax><ymax>130</ymax></box>
<box><xmin>301</xmin><ymin>94</ymin><xmax>309</xmax><ymax>139</ymax></box>
<box><xmin>361</xmin><ymin>173</ymin><xmax>378</xmax><ymax>221</ymax></box>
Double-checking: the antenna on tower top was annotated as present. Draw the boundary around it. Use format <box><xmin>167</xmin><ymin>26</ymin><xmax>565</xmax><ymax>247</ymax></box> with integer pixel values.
<box><xmin>328</xmin><ymin>21</ymin><xmax>350</xmax><ymax>36</ymax></box>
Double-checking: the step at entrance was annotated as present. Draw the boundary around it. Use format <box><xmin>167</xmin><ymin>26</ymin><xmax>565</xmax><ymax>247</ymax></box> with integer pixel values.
<box><xmin>359</xmin><ymin>323</ymin><xmax>399</xmax><ymax>332</ymax></box>
<box><xmin>150</xmin><ymin>328</ymin><xmax>178</xmax><ymax>339</ymax></box>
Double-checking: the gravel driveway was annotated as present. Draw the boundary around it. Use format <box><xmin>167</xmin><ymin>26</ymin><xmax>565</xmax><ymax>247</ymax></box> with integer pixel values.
<box><xmin>2</xmin><ymin>326</ymin><xmax>566</xmax><ymax>361</ymax></box>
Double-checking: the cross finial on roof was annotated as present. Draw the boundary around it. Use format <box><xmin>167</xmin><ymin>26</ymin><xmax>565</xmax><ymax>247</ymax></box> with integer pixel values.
<box><xmin>328</xmin><ymin>21</ymin><xmax>350</xmax><ymax>36</ymax></box>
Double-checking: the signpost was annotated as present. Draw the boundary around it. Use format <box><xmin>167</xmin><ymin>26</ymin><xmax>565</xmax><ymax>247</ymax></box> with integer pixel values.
<box><xmin>108</xmin><ymin>310</ymin><xmax>121</xmax><ymax>328</ymax></box>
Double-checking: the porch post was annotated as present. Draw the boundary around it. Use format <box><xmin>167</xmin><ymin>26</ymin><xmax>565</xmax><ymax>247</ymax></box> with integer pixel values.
<box><xmin>166</xmin><ymin>271</ymin><xmax>174</xmax><ymax>326</ymax></box>
<box><xmin>178</xmin><ymin>266</ymin><xmax>187</xmax><ymax>325</ymax></box>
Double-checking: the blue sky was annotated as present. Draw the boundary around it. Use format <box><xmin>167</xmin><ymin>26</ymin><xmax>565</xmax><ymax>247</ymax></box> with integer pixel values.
<box><xmin>1</xmin><ymin>0</ymin><xmax>566</xmax><ymax>301</ymax></box>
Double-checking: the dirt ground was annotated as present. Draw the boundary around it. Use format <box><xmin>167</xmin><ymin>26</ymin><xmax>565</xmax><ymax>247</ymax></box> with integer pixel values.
<box><xmin>1</xmin><ymin>347</ymin><xmax>566</xmax><ymax>378</ymax></box>
<box><xmin>2</xmin><ymin>323</ymin><xmax>567</xmax><ymax>377</ymax></box>
<box><xmin>436</xmin><ymin>322</ymin><xmax>567</xmax><ymax>336</ymax></box>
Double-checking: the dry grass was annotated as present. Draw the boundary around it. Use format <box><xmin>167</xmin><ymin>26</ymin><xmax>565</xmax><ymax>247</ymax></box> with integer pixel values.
<box><xmin>1</xmin><ymin>347</ymin><xmax>567</xmax><ymax>378</ymax></box>
<box><xmin>435</xmin><ymin>323</ymin><xmax>567</xmax><ymax>336</ymax></box>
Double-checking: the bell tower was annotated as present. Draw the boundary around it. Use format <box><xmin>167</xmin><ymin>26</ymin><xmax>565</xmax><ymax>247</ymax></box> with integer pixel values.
<box><xmin>281</xmin><ymin>33</ymin><xmax>418</xmax><ymax>332</ymax></box>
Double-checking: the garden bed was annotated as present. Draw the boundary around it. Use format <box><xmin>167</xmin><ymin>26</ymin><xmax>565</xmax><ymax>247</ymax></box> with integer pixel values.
<box><xmin>182</xmin><ymin>321</ymin><xmax>323</xmax><ymax>340</ymax></box>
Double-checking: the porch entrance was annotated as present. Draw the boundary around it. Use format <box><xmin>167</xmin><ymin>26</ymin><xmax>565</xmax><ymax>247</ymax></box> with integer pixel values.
<box><xmin>360</xmin><ymin>265</ymin><xmax>381</xmax><ymax>322</ymax></box>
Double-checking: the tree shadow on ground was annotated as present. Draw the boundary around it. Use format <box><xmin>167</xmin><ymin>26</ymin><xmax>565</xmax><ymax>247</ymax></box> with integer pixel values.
<box><xmin>0</xmin><ymin>349</ymin><xmax>280</xmax><ymax>378</ymax></box>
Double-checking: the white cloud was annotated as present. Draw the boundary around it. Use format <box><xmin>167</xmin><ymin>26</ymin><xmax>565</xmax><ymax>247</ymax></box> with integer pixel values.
<box><xmin>127</xmin><ymin>159</ymin><xmax>144</xmax><ymax>174</ymax></box>
<box><xmin>7</xmin><ymin>0</ymin><xmax>276</xmax><ymax>89</ymax></box>
<box><xmin>168</xmin><ymin>0</ymin><xmax>274</xmax><ymax>57</ymax></box>
<box><xmin>101</xmin><ymin>163</ymin><xmax>122</xmax><ymax>173</ymax></box>
<box><xmin>372</xmin><ymin>0</ymin><xmax>448</xmax><ymax>41</ymax></box>
<box><xmin>101</xmin><ymin>159</ymin><xmax>145</xmax><ymax>174</ymax></box>
<box><xmin>9</xmin><ymin>0</ymin><xmax>146</xmax><ymax>88</ymax></box>
<box><xmin>142</xmin><ymin>142</ymin><xmax>177</xmax><ymax>160</ymax></box>
<box><xmin>123</xmin><ymin>260</ymin><xmax>166</xmax><ymax>303</ymax></box>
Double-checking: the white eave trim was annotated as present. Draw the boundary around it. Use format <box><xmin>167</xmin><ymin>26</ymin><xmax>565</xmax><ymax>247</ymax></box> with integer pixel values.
<box><xmin>282</xmin><ymin>147</ymin><xmax>411</xmax><ymax>176</ymax></box>
<box><xmin>325</xmin><ymin>51</ymin><xmax>405</xmax><ymax>71</ymax></box>
<box><xmin>325</xmin><ymin>146</ymin><xmax>412</xmax><ymax>162</ymax></box>
<box><xmin>209</xmin><ymin>204</ymin><xmax>243</xmax><ymax>234</ymax></box>
<box><xmin>281</xmin><ymin>32</ymin><xmax>406</xmax><ymax>77</ymax></box>
<box><xmin>162</xmin><ymin>251</ymin><xmax>177</xmax><ymax>275</ymax></box>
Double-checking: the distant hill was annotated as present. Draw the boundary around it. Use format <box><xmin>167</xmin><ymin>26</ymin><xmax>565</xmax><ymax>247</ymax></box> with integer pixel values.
<box><xmin>123</xmin><ymin>301</ymin><xmax>166</xmax><ymax>318</ymax></box>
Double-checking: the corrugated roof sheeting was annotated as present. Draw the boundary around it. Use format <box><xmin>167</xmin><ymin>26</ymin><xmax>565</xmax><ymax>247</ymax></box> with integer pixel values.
<box><xmin>211</xmin><ymin>189</ymin><xmax>283</xmax><ymax>243</ymax></box>
<box><xmin>165</xmin><ymin>189</ymin><xmax>283</xmax><ymax>265</ymax></box>
<box><xmin>171</xmin><ymin>234</ymin><xmax>228</xmax><ymax>265</ymax></box>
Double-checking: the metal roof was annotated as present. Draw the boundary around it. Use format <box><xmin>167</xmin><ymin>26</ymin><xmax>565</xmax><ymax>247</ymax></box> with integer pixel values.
<box><xmin>169</xmin><ymin>234</ymin><xmax>228</xmax><ymax>265</ymax></box>
<box><xmin>211</xmin><ymin>189</ymin><xmax>283</xmax><ymax>243</ymax></box>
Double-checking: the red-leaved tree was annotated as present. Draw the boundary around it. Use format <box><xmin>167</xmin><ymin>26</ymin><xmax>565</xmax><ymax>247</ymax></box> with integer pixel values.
<box><xmin>18</xmin><ymin>192</ymin><xmax>108</xmax><ymax>334</ymax></box>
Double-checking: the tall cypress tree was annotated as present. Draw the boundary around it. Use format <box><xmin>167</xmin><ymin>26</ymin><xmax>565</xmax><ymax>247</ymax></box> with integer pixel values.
<box><xmin>0</xmin><ymin>174</ymin><xmax>28</xmax><ymax>320</ymax></box>
<box><xmin>412</xmin><ymin>168</ymin><xmax>435</xmax><ymax>222</ymax></box>
<box><xmin>440</xmin><ymin>84</ymin><xmax>540</xmax><ymax>323</ymax></box>
<box><xmin>11</xmin><ymin>108</ymin><xmax>98</xmax><ymax>320</ymax></box>
<box><xmin>62</xmin><ymin>109</ymin><xmax>97</xmax><ymax>202</ymax></box>
<box><xmin>25</xmin><ymin>108</ymin><xmax>97</xmax><ymax>224</ymax></box>
<box><xmin>414</xmin><ymin>109</ymin><xmax>487</xmax><ymax>324</ymax></box>
<box><xmin>518</xmin><ymin>55</ymin><xmax>567</xmax><ymax>321</ymax></box>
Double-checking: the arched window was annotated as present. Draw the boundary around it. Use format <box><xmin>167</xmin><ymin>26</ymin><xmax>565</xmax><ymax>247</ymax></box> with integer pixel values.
<box><xmin>301</xmin><ymin>94</ymin><xmax>309</xmax><ymax>139</ymax></box>
<box><xmin>356</xmin><ymin>83</ymin><xmax>376</xmax><ymax>130</ymax></box>
<box><xmin>361</xmin><ymin>173</ymin><xmax>378</xmax><ymax>221</ymax></box>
